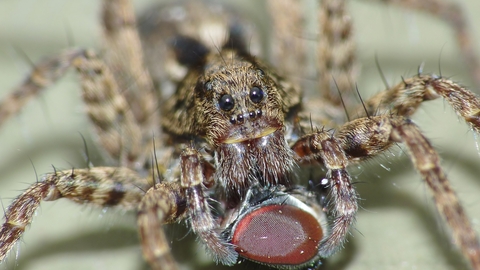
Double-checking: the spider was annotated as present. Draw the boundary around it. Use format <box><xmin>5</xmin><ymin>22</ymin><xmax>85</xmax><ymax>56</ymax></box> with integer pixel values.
<box><xmin>0</xmin><ymin>0</ymin><xmax>480</xmax><ymax>270</ymax></box>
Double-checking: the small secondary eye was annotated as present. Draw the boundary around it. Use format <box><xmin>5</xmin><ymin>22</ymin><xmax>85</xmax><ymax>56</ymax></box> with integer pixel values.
<box><xmin>219</xmin><ymin>94</ymin><xmax>235</xmax><ymax>111</ymax></box>
<box><xmin>204</xmin><ymin>80</ymin><xmax>213</xmax><ymax>91</ymax></box>
<box><xmin>249</xmin><ymin>86</ymin><xmax>264</xmax><ymax>103</ymax></box>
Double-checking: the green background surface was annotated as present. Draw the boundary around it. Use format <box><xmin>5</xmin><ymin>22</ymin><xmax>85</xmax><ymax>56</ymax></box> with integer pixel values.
<box><xmin>0</xmin><ymin>1</ymin><xmax>479</xmax><ymax>270</ymax></box>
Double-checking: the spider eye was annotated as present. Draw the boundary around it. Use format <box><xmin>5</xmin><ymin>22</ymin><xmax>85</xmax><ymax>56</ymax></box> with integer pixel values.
<box><xmin>204</xmin><ymin>80</ymin><xmax>213</xmax><ymax>91</ymax></box>
<box><xmin>219</xmin><ymin>94</ymin><xmax>235</xmax><ymax>111</ymax></box>
<box><xmin>249</xmin><ymin>86</ymin><xmax>264</xmax><ymax>103</ymax></box>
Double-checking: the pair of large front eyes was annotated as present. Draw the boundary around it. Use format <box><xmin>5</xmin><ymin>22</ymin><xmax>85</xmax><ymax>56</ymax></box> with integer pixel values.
<box><xmin>218</xmin><ymin>86</ymin><xmax>265</xmax><ymax>111</ymax></box>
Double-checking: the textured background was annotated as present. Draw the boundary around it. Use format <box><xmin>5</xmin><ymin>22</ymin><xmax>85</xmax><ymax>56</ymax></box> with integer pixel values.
<box><xmin>0</xmin><ymin>1</ymin><xmax>479</xmax><ymax>270</ymax></box>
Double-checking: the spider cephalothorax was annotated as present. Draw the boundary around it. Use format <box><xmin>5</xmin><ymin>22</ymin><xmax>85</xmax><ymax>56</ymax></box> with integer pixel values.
<box><xmin>162</xmin><ymin>45</ymin><xmax>299</xmax><ymax>205</ymax></box>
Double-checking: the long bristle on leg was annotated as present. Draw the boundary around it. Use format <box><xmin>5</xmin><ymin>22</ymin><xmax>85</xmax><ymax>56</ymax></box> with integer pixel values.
<box><xmin>0</xmin><ymin>167</ymin><xmax>148</xmax><ymax>261</ymax></box>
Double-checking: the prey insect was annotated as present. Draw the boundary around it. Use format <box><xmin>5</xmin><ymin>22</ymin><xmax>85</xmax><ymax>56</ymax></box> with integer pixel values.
<box><xmin>1</xmin><ymin>0</ymin><xmax>480</xmax><ymax>270</ymax></box>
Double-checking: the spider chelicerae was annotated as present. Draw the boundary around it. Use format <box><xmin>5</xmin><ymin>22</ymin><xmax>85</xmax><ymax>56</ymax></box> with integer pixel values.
<box><xmin>0</xmin><ymin>0</ymin><xmax>480</xmax><ymax>270</ymax></box>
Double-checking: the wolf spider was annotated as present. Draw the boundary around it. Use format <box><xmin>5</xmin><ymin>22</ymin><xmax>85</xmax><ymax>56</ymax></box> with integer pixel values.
<box><xmin>0</xmin><ymin>0</ymin><xmax>479</xmax><ymax>269</ymax></box>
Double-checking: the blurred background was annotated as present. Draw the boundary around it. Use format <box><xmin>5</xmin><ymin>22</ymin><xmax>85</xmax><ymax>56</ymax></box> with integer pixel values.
<box><xmin>0</xmin><ymin>0</ymin><xmax>479</xmax><ymax>270</ymax></box>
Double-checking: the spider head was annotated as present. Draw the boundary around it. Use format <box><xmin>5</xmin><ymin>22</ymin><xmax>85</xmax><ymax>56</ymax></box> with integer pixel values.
<box><xmin>194</xmin><ymin>52</ymin><xmax>285</xmax><ymax>146</ymax></box>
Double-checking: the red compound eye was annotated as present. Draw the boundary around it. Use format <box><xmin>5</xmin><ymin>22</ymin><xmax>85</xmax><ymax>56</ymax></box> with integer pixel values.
<box><xmin>231</xmin><ymin>204</ymin><xmax>323</xmax><ymax>266</ymax></box>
